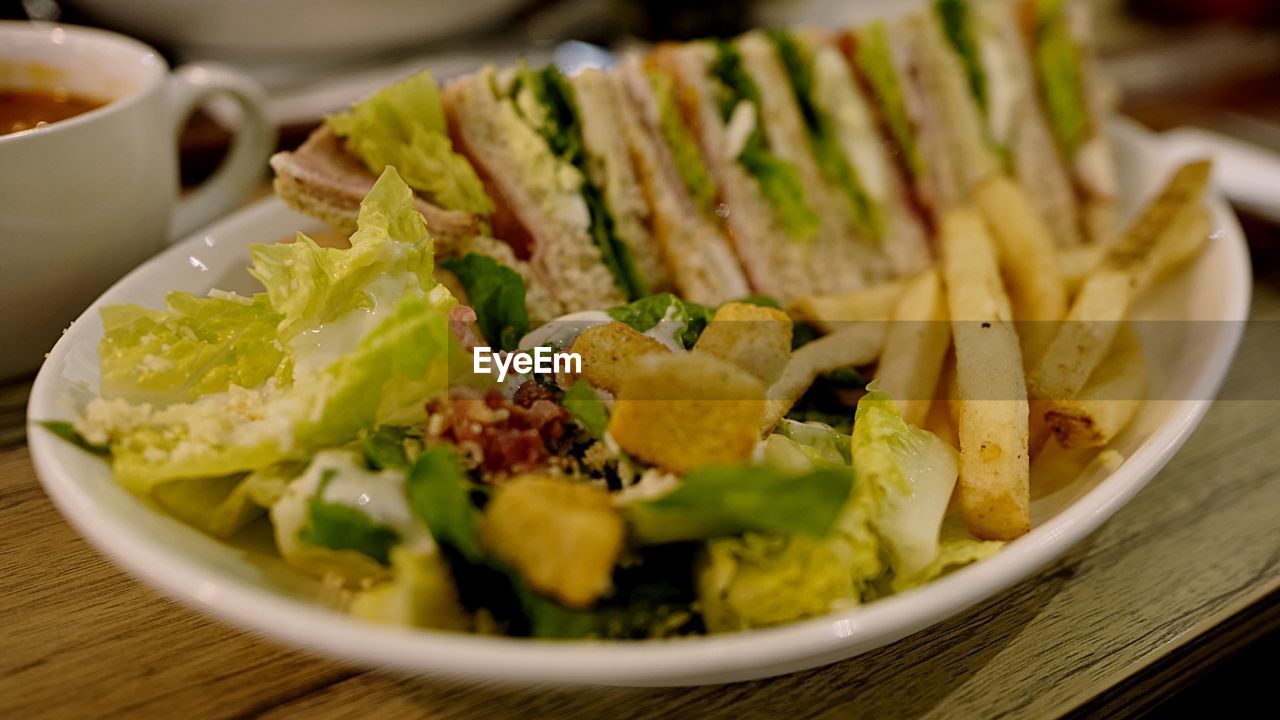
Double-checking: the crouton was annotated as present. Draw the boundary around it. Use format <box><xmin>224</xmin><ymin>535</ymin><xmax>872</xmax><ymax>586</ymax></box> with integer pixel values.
<box><xmin>479</xmin><ymin>475</ymin><xmax>624</xmax><ymax>608</ymax></box>
<box><xmin>609</xmin><ymin>353</ymin><xmax>766</xmax><ymax>474</ymax></box>
<box><xmin>693</xmin><ymin>302</ymin><xmax>793</xmax><ymax>385</ymax></box>
<box><xmin>570</xmin><ymin>321</ymin><xmax>670</xmax><ymax>394</ymax></box>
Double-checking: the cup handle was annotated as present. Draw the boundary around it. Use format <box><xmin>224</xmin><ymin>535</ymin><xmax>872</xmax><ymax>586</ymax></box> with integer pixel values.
<box><xmin>165</xmin><ymin>63</ymin><xmax>276</xmax><ymax>241</ymax></box>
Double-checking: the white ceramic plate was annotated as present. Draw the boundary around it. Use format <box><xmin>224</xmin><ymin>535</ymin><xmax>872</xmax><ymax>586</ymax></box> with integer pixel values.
<box><xmin>26</xmin><ymin>121</ymin><xmax>1250</xmax><ymax>686</ymax></box>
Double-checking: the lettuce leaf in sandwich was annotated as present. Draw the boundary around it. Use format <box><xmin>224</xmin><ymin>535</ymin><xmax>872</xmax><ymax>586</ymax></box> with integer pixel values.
<box><xmin>850</xmin><ymin>23</ymin><xmax>924</xmax><ymax>180</ymax></box>
<box><xmin>508</xmin><ymin>64</ymin><xmax>649</xmax><ymax>301</ymax></box>
<box><xmin>768</xmin><ymin>30</ymin><xmax>883</xmax><ymax>241</ymax></box>
<box><xmin>708</xmin><ymin>41</ymin><xmax>819</xmax><ymax>243</ymax></box>
<box><xmin>327</xmin><ymin>71</ymin><xmax>494</xmax><ymax>217</ymax></box>
<box><xmin>1031</xmin><ymin>0</ymin><xmax>1091</xmax><ymax>160</ymax></box>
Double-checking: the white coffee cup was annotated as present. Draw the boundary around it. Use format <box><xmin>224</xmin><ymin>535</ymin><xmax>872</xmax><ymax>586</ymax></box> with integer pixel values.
<box><xmin>0</xmin><ymin>21</ymin><xmax>275</xmax><ymax>379</ymax></box>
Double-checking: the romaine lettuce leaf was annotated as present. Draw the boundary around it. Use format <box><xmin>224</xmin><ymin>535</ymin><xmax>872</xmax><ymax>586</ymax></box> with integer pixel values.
<box><xmin>405</xmin><ymin>447</ymin><xmax>485</xmax><ymax>563</ymax></box>
<box><xmin>299</xmin><ymin>469</ymin><xmax>401</xmax><ymax>565</ymax></box>
<box><xmin>98</xmin><ymin>292</ymin><xmax>285</xmax><ymax>405</ymax></box>
<box><xmin>627</xmin><ymin>464</ymin><xmax>852</xmax><ymax>545</ymax></box>
<box><xmin>891</xmin><ymin>517</ymin><xmax>1004</xmax><ymax>592</ymax></box>
<box><xmin>935</xmin><ymin>0</ymin><xmax>987</xmax><ymax>115</ymax></box>
<box><xmin>249</xmin><ymin>168</ymin><xmax>437</xmax><ymax>342</ymax></box>
<box><xmin>562</xmin><ymin>379</ymin><xmax>610</xmax><ymax>439</ymax></box>
<box><xmin>441</xmin><ymin>253</ymin><xmax>529</xmax><ymax>352</ymax></box>
<box><xmin>769</xmin><ymin>31</ymin><xmax>882</xmax><ymax>240</ymax></box>
<box><xmin>606</xmin><ymin>292</ymin><xmax>711</xmax><ymax>349</ymax></box>
<box><xmin>853</xmin><ymin>24</ymin><xmax>924</xmax><ymax>178</ymax></box>
<box><xmin>709</xmin><ymin>41</ymin><xmax>819</xmax><ymax>242</ymax></box>
<box><xmin>850</xmin><ymin>391</ymin><xmax>959</xmax><ymax>580</ymax></box>
<box><xmin>648</xmin><ymin>69</ymin><xmax>718</xmax><ymax>216</ymax></box>
<box><xmin>327</xmin><ymin>71</ymin><xmax>493</xmax><ymax>216</ymax></box>
<box><xmin>349</xmin><ymin>545</ymin><xmax>469</xmax><ymax>629</ymax></box>
<box><xmin>80</xmin><ymin>169</ymin><xmax>454</xmax><ymax>491</ymax></box>
<box><xmin>1033</xmin><ymin>0</ymin><xmax>1090</xmax><ymax>158</ymax></box>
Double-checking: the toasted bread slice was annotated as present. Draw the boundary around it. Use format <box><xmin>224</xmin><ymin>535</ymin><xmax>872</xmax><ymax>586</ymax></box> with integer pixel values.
<box><xmin>649</xmin><ymin>42</ymin><xmax>833</xmax><ymax>303</ymax></box>
<box><xmin>569</xmin><ymin>68</ymin><xmax>673</xmax><ymax>296</ymax></box>
<box><xmin>444</xmin><ymin>67</ymin><xmax>625</xmax><ymax>313</ymax></box>
<box><xmin>794</xmin><ymin>29</ymin><xmax>933</xmax><ymax>276</ymax></box>
<box><xmin>270</xmin><ymin>124</ymin><xmax>484</xmax><ymax>241</ymax></box>
<box><xmin>615</xmin><ymin>56</ymin><xmax>752</xmax><ymax>305</ymax></box>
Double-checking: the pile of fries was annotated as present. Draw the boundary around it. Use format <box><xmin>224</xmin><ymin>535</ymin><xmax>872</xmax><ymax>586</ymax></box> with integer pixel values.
<box><xmin>790</xmin><ymin>162</ymin><xmax>1214</xmax><ymax>540</ymax></box>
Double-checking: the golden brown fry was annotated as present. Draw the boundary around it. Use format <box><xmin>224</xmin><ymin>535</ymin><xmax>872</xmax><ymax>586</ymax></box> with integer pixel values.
<box><xmin>694</xmin><ymin>301</ymin><xmax>793</xmax><ymax>385</ymax></box>
<box><xmin>1045</xmin><ymin>325</ymin><xmax>1146</xmax><ymax>449</ymax></box>
<box><xmin>570</xmin><ymin>321</ymin><xmax>671</xmax><ymax>394</ymax></box>
<box><xmin>974</xmin><ymin>175</ymin><xmax>1068</xmax><ymax>322</ymax></box>
<box><xmin>758</xmin><ymin>323</ymin><xmax>886</xmax><ymax>433</ymax></box>
<box><xmin>1028</xmin><ymin>161</ymin><xmax>1210</xmax><ymax>453</ymax></box>
<box><xmin>874</xmin><ymin>270</ymin><xmax>950</xmax><ymax>427</ymax></box>
<box><xmin>974</xmin><ymin>175</ymin><xmax>1067</xmax><ymax>367</ymax></box>
<box><xmin>789</xmin><ymin>279</ymin><xmax>909</xmax><ymax>333</ymax></box>
<box><xmin>610</xmin><ymin>353</ymin><xmax>765</xmax><ymax>474</ymax></box>
<box><xmin>940</xmin><ymin>207</ymin><xmax>1031</xmax><ymax>541</ymax></box>
<box><xmin>1141</xmin><ymin>205</ymin><xmax>1211</xmax><ymax>288</ymax></box>
<box><xmin>1059</xmin><ymin>244</ymin><xmax>1104</xmax><ymax>297</ymax></box>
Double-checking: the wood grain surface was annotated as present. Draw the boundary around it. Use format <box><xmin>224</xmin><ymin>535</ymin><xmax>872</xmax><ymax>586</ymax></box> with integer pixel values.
<box><xmin>2</xmin><ymin>269</ymin><xmax>1278</xmax><ymax>719</ymax></box>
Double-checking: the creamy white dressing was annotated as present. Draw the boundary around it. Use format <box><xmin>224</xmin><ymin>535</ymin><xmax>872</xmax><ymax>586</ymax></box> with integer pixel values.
<box><xmin>813</xmin><ymin>46</ymin><xmax>890</xmax><ymax>202</ymax></box>
<box><xmin>518</xmin><ymin>310</ymin><xmax>614</xmax><ymax>351</ymax></box>
<box><xmin>277</xmin><ymin>450</ymin><xmax>435</xmax><ymax>556</ymax></box>
<box><xmin>289</xmin><ymin>273</ymin><xmax>422</xmax><ymax>379</ymax></box>
<box><xmin>644</xmin><ymin>304</ymin><xmax>689</xmax><ymax>352</ymax></box>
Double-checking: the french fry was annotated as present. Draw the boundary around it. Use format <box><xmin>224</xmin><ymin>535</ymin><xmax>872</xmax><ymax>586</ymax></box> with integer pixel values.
<box><xmin>974</xmin><ymin>175</ymin><xmax>1067</xmax><ymax>367</ymax></box>
<box><xmin>1044</xmin><ymin>325</ymin><xmax>1146</xmax><ymax>449</ymax></box>
<box><xmin>1142</xmin><ymin>205</ymin><xmax>1212</xmax><ymax>288</ymax></box>
<box><xmin>874</xmin><ymin>270</ymin><xmax>950</xmax><ymax>427</ymax></box>
<box><xmin>972</xmin><ymin>178</ymin><xmax>1064</xmax><ymax>324</ymax></box>
<box><xmin>1028</xmin><ymin>161</ymin><xmax>1211</xmax><ymax>415</ymax></box>
<box><xmin>1059</xmin><ymin>244</ymin><xmax>1104</xmax><ymax>297</ymax></box>
<box><xmin>940</xmin><ymin>207</ymin><xmax>1031</xmax><ymax>541</ymax></box>
<box><xmin>789</xmin><ymin>278</ymin><xmax>909</xmax><ymax>333</ymax></box>
<box><xmin>759</xmin><ymin>323</ymin><xmax>885</xmax><ymax>433</ymax></box>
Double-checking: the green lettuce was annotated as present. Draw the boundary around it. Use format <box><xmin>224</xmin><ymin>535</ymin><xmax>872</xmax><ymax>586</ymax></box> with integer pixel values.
<box><xmin>405</xmin><ymin>447</ymin><xmax>485</xmax><ymax>563</ymax></box>
<box><xmin>851</xmin><ymin>391</ymin><xmax>959</xmax><ymax>580</ymax></box>
<box><xmin>1033</xmin><ymin>0</ymin><xmax>1090</xmax><ymax>159</ymax></box>
<box><xmin>249</xmin><ymin>169</ymin><xmax>436</xmax><ymax>341</ymax></box>
<box><xmin>607</xmin><ymin>292</ymin><xmax>711</xmax><ymax>349</ymax></box>
<box><xmin>299</xmin><ymin>469</ymin><xmax>400</xmax><ymax>565</ymax></box>
<box><xmin>709</xmin><ymin>41</ymin><xmax>819</xmax><ymax>242</ymax></box>
<box><xmin>562</xmin><ymin>379</ymin><xmax>610</xmax><ymax>439</ymax></box>
<box><xmin>627</xmin><ymin>464</ymin><xmax>852</xmax><ymax>545</ymax></box>
<box><xmin>648</xmin><ymin>69</ymin><xmax>718</xmax><ymax>215</ymax></box>
<box><xmin>853</xmin><ymin>24</ymin><xmax>924</xmax><ymax>178</ymax></box>
<box><xmin>99</xmin><ymin>292</ymin><xmax>286</xmax><ymax>405</ymax></box>
<box><xmin>935</xmin><ymin>0</ymin><xmax>987</xmax><ymax>115</ymax></box>
<box><xmin>892</xmin><ymin>517</ymin><xmax>1004</xmax><ymax>592</ymax></box>
<box><xmin>512</xmin><ymin>65</ymin><xmax>648</xmax><ymax>300</ymax></box>
<box><xmin>81</xmin><ymin>169</ymin><xmax>454</xmax><ymax>491</ymax></box>
<box><xmin>441</xmin><ymin>253</ymin><xmax>529</xmax><ymax>352</ymax></box>
<box><xmin>769</xmin><ymin>31</ymin><xmax>882</xmax><ymax>240</ymax></box>
<box><xmin>327</xmin><ymin>71</ymin><xmax>493</xmax><ymax>216</ymax></box>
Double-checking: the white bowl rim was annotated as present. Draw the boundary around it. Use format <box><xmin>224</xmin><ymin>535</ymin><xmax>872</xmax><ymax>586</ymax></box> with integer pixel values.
<box><xmin>25</xmin><ymin>121</ymin><xmax>1252</xmax><ymax>686</ymax></box>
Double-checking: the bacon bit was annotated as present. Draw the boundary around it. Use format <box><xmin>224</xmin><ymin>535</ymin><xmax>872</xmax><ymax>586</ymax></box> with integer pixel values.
<box><xmin>426</xmin><ymin>383</ymin><xmax>568</xmax><ymax>478</ymax></box>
